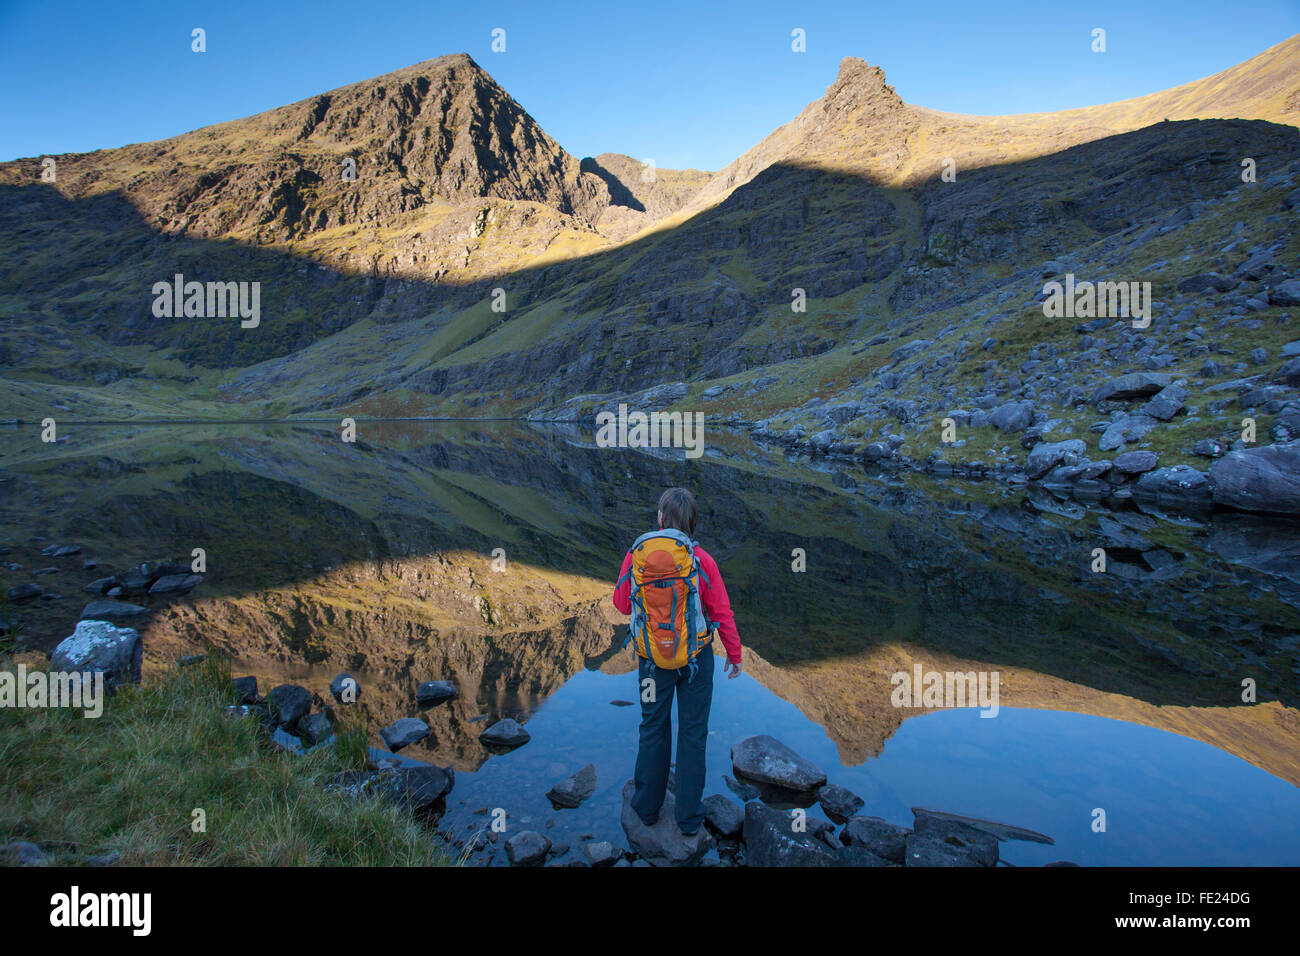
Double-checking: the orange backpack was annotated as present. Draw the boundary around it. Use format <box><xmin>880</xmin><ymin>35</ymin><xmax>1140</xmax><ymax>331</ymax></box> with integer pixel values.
<box><xmin>618</xmin><ymin>529</ymin><xmax>715</xmax><ymax>673</ymax></box>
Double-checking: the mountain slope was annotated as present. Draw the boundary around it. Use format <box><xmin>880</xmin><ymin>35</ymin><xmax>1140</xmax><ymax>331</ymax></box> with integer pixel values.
<box><xmin>1</xmin><ymin>36</ymin><xmax>1298</xmax><ymax>487</ymax></box>
<box><xmin>682</xmin><ymin>33</ymin><xmax>1300</xmax><ymax>217</ymax></box>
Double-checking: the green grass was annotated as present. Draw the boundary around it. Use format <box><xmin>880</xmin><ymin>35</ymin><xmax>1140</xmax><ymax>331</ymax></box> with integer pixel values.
<box><xmin>0</xmin><ymin>651</ymin><xmax>454</xmax><ymax>866</ymax></box>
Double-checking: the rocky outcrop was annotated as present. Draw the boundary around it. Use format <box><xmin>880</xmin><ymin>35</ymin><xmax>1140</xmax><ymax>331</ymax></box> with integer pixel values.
<box><xmin>1209</xmin><ymin>441</ymin><xmax>1300</xmax><ymax>515</ymax></box>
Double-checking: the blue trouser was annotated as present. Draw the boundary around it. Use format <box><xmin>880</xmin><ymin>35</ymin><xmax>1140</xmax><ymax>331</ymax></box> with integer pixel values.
<box><xmin>632</xmin><ymin>642</ymin><xmax>714</xmax><ymax>833</ymax></box>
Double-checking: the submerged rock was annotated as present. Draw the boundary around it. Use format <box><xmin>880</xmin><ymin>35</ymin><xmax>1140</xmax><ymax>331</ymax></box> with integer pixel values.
<box><xmin>547</xmin><ymin>764</ymin><xmax>596</xmax><ymax>808</ymax></box>
<box><xmin>504</xmin><ymin>832</ymin><xmax>551</xmax><ymax>868</ymax></box>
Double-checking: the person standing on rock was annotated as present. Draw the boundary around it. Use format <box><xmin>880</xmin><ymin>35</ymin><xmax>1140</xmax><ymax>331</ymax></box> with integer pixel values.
<box><xmin>613</xmin><ymin>487</ymin><xmax>743</xmax><ymax>835</ymax></box>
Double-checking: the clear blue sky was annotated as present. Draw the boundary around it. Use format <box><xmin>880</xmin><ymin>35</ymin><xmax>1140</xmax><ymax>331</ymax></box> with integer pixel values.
<box><xmin>1</xmin><ymin>0</ymin><xmax>1296</xmax><ymax>169</ymax></box>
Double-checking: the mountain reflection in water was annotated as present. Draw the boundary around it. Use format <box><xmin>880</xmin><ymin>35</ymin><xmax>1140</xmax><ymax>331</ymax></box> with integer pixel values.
<box><xmin>3</xmin><ymin>420</ymin><xmax>1298</xmax><ymax>864</ymax></box>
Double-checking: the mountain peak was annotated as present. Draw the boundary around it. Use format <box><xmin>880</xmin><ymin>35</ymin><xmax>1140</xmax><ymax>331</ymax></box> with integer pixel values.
<box><xmin>823</xmin><ymin>56</ymin><xmax>903</xmax><ymax>113</ymax></box>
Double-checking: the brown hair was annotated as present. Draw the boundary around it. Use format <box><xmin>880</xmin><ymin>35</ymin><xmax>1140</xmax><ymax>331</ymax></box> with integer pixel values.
<box><xmin>658</xmin><ymin>487</ymin><xmax>698</xmax><ymax>537</ymax></box>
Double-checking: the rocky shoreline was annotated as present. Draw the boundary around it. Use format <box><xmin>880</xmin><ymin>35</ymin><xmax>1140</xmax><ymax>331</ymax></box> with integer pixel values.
<box><xmin>5</xmin><ymin>616</ymin><xmax>1070</xmax><ymax>867</ymax></box>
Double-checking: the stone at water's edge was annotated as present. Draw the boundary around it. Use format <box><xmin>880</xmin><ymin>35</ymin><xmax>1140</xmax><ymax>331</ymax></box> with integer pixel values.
<box><xmin>479</xmin><ymin>717</ymin><xmax>530</xmax><ymax>748</ymax></box>
<box><xmin>839</xmin><ymin>815</ymin><xmax>909</xmax><ymax>863</ymax></box>
<box><xmin>911</xmin><ymin>807</ymin><xmax>1054</xmax><ymax>845</ymax></box>
<box><xmin>910</xmin><ymin>813</ymin><xmax>999</xmax><ymax>865</ymax></box>
<box><xmin>702</xmin><ymin>794</ymin><xmax>744</xmax><ymax>837</ymax></box>
<box><xmin>730</xmin><ymin>735</ymin><xmax>827</xmax><ymax>791</ymax></box>
<box><xmin>380</xmin><ymin>717</ymin><xmax>430</xmax><ymax>751</ymax></box>
<box><xmin>50</xmin><ymin>619</ymin><xmax>142</xmax><ymax>691</ymax></box>
<box><xmin>547</xmin><ymin>763</ymin><xmax>596</xmax><ymax>808</ymax></box>
<box><xmin>268</xmin><ymin>684</ymin><xmax>312</xmax><ymax>731</ymax></box>
<box><xmin>583</xmin><ymin>841</ymin><xmax>623</xmax><ymax>866</ymax></box>
<box><xmin>905</xmin><ymin>832</ymin><xmax>994</xmax><ymax>867</ymax></box>
<box><xmin>233</xmin><ymin>675</ymin><xmax>259</xmax><ymax>704</ymax></box>
<box><xmin>815</xmin><ymin>782</ymin><xmax>864</xmax><ymax>823</ymax></box>
<box><xmin>620</xmin><ymin>781</ymin><xmax>712</xmax><ymax>866</ymax></box>
<box><xmin>298</xmin><ymin>712</ymin><xmax>332</xmax><ymax>746</ymax></box>
<box><xmin>1209</xmin><ymin>440</ymin><xmax>1300</xmax><ymax>515</ymax></box>
<box><xmin>743</xmin><ymin>802</ymin><xmax>837</xmax><ymax>867</ymax></box>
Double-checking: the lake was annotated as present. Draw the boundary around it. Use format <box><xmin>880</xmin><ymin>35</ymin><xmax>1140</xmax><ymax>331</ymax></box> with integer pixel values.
<box><xmin>3</xmin><ymin>419</ymin><xmax>1299</xmax><ymax>865</ymax></box>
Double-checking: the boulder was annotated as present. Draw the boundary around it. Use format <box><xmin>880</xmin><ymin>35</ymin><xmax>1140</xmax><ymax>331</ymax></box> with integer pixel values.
<box><xmin>730</xmin><ymin>735</ymin><xmax>827</xmax><ymax>791</ymax></box>
<box><xmin>547</xmin><ymin>764</ymin><xmax>597</xmax><ymax>809</ymax></box>
<box><xmin>701</xmin><ymin>794</ymin><xmax>745</xmax><ymax>837</ymax></box>
<box><xmin>479</xmin><ymin>718</ymin><xmax>530</xmax><ymax>748</ymax></box>
<box><xmin>415</xmin><ymin>680</ymin><xmax>458</xmax><ymax>707</ymax></box>
<box><xmin>814</xmin><ymin>782</ymin><xmax>864</xmax><ymax>823</ymax></box>
<box><xmin>232</xmin><ymin>675</ymin><xmax>259</xmax><ymax>704</ymax></box>
<box><xmin>1098</xmin><ymin>414</ymin><xmax>1157</xmax><ymax>451</ymax></box>
<box><xmin>80</xmin><ymin>599</ymin><xmax>147</xmax><ymax>622</ymax></box>
<box><xmin>147</xmin><ymin>573</ymin><xmax>202</xmax><ymax>595</ymax></box>
<box><xmin>6</xmin><ymin>582</ymin><xmax>42</xmax><ymax>603</ymax></box>
<box><xmin>1133</xmin><ymin>466</ymin><xmax>1213</xmax><ymax>510</ymax></box>
<box><xmin>1026</xmin><ymin>439</ymin><xmax>1086</xmax><ymax>479</ymax></box>
<box><xmin>742</xmin><ymin>802</ymin><xmax>837</xmax><ymax>867</ymax></box>
<box><xmin>1176</xmin><ymin>272</ymin><xmax>1239</xmax><ymax>294</ymax></box>
<box><xmin>1141</xmin><ymin>384</ymin><xmax>1188</xmax><ymax>421</ymax></box>
<box><xmin>1268</xmin><ymin>279</ymin><xmax>1300</xmax><ymax>307</ymax></box>
<box><xmin>1209</xmin><ymin>441</ymin><xmax>1300</xmax><ymax>515</ymax></box>
<box><xmin>583</xmin><ymin>841</ymin><xmax>623</xmax><ymax>867</ymax></box>
<box><xmin>380</xmin><ymin>717</ymin><xmax>430</xmax><ymax>752</ymax></box>
<box><xmin>1091</xmin><ymin>373</ymin><xmax>1173</xmax><ymax>404</ymax></box>
<box><xmin>268</xmin><ymin>684</ymin><xmax>312</xmax><ymax>731</ymax></box>
<box><xmin>505</xmin><ymin>831</ymin><xmax>551</xmax><ymax>866</ymax></box>
<box><xmin>1112</xmin><ymin>450</ymin><xmax>1159</xmax><ymax>477</ymax></box>
<box><xmin>836</xmin><ymin>844</ymin><xmax>893</xmax><ymax>867</ymax></box>
<box><xmin>904</xmin><ymin>833</ymin><xmax>991</xmax><ymax>867</ymax></box>
<box><xmin>839</xmin><ymin>815</ymin><xmax>909</xmax><ymax>863</ymax></box>
<box><xmin>50</xmin><ymin>619</ymin><xmax>142</xmax><ymax>691</ymax></box>
<box><xmin>910</xmin><ymin>814</ymin><xmax>999</xmax><ymax>865</ymax></box>
<box><xmin>990</xmin><ymin>401</ymin><xmax>1034</xmax><ymax>433</ymax></box>
<box><xmin>294</xmin><ymin>712</ymin><xmax>330</xmax><ymax>746</ymax></box>
<box><xmin>619</xmin><ymin>781</ymin><xmax>711</xmax><ymax>866</ymax></box>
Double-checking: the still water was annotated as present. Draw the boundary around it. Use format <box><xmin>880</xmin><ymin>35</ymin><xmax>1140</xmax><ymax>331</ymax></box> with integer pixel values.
<box><xmin>3</xmin><ymin>419</ymin><xmax>1298</xmax><ymax>864</ymax></box>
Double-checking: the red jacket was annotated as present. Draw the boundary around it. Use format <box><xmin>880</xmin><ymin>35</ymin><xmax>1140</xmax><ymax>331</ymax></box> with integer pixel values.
<box><xmin>612</xmin><ymin>541</ymin><xmax>742</xmax><ymax>664</ymax></box>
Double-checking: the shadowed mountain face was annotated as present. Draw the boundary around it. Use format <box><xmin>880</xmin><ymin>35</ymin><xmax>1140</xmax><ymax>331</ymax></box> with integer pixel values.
<box><xmin>3</xmin><ymin>422</ymin><xmax>1298</xmax><ymax>779</ymax></box>
<box><xmin>1</xmin><ymin>38</ymin><xmax>1297</xmax><ymax>439</ymax></box>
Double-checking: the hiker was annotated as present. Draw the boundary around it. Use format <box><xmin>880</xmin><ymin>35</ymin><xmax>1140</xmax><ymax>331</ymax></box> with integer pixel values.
<box><xmin>612</xmin><ymin>487</ymin><xmax>742</xmax><ymax>835</ymax></box>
